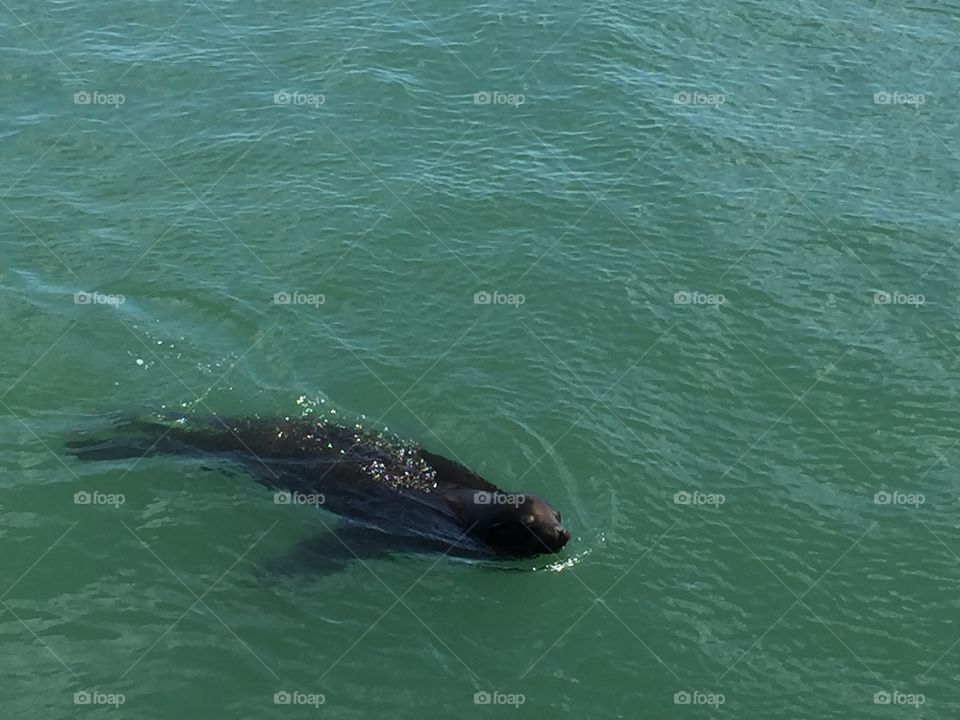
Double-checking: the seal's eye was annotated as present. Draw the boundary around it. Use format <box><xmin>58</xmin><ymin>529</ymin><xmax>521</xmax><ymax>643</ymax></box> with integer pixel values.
<box><xmin>556</xmin><ymin>512</ymin><xmax>562</xmax><ymax>523</ymax></box>
<box><xmin>522</xmin><ymin>515</ymin><xmax>536</xmax><ymax>526</ymax></box>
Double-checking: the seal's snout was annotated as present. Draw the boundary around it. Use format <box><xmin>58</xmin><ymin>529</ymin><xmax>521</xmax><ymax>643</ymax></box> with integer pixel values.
<box><xmin>528</xmin><ymin>499</ymin><xmax>570</xmax><ymax>553</ymax></box>
<box><xmin>546</xmin><ymin>524</ymin><xmax>570</xmax><ymax>552</ymax></box>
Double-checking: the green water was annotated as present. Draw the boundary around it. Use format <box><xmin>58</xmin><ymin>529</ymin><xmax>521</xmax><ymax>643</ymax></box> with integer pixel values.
<box><xmin>2</xmin><ymin>0</ymin><xmax>959</xmax><ymax>717</ymax></box>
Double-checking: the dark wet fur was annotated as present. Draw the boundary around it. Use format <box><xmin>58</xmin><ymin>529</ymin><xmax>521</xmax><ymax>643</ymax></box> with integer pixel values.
<box><xmin>66</xmin><ymin>415</ymin><xmax>569</xmax><ymax>561</ymax></box>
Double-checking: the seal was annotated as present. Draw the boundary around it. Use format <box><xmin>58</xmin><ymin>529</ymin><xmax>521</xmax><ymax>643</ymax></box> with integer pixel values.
<box><xmin>67</xmin><ymin>414</ymin><xmax>570</xmax><ymax>559</ymax></box>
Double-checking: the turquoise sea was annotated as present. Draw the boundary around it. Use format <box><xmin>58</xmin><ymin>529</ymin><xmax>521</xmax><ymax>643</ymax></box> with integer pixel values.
<box><xmin>2</xmin><ymin>1</ymin><xmax>959</xmax><ymax>717</ymax></box>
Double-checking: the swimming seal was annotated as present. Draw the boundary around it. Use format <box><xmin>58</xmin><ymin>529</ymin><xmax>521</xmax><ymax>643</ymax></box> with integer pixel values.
<box><xmin>67</xmin><ymin>414</ymin><xmax>570</xmax><ymax>559</ymax></box>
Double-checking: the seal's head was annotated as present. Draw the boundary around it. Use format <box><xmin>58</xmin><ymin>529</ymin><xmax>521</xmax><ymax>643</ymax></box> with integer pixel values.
<box><xmin>443</xmin><ymin>489</ymin><xmax>570</xmax><ymax>556</ymax></box>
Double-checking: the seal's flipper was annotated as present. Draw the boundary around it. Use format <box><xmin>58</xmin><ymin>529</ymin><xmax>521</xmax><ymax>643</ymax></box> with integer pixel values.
<box><xmin>267</xmin><ymin>521</ymin><xmax>497</xmax><ymax>576</ymax></box>
<box><xmin>65</xmin><ymin>418</ymin><xmax>196</xmax><ymax>460</ymax></box>
<box><xmin>66</xmin><ymin>437</ymin><xmax>152</xmax><ymax>461</ymax></box>
<box><xmin>65</xmin><ymin>412</ymin><xmax>231</xmax><ymax>461</ymax></box>
<box><xmin>266</xmin><ymin>524</ymin><xmax>401</xmax><ymax>575</ymax></box>
<box><xmin>65</xmin><ymin>434</ymin><xmax>184</xmax><ymax>461</ymax></box>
